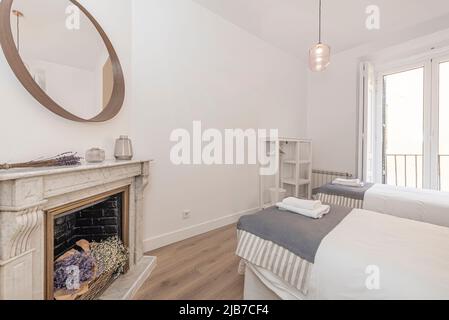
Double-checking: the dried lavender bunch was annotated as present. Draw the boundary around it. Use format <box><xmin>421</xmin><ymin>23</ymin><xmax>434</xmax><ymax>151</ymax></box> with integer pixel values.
<box><xmin>54</xmin><ymin>251</ymin><xmax>95</xmax><ymax>290</ymax></box>
<box><xmin>52</xmin><ymin>152</ymin><xmax>82</xmax><ymax>167</ymax></box>
<box><xmin>91</xmin><ymin>237</ymin><xmax>129</xmax><ymax>275</ymax></box>
<box><xmin>0</xmin><ymin>152</ymin><xmax>81</xmax><ymax>170</ymax></box>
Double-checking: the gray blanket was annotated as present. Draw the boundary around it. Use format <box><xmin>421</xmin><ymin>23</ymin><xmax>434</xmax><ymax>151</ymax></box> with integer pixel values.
<box><xmin>313</xmin><ymin>183</ymin><xmax>374</xmax><ymax>200</ymax></box>
<box><xmin>237</xmin><ymin>205</ymin><xmax>352</xmax><ymax>263</ymax></box>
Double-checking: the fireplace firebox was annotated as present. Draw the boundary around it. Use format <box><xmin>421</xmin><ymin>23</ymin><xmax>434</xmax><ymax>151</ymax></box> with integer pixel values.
<box><xmin>53</xmin><ymin>194</ymin><xmax>123</xmax><ymax>259</ymax></box>
<box><xmin>45</xmin><ymin>187</ymin><xmax>129</xmax><ymax>300</ymax></box>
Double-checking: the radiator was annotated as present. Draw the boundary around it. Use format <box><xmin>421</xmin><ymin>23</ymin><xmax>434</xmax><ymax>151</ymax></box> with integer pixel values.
<box><xmin>312</xmin><ymin>169</ymin><xmax>353</xmax><ymax>189</ymax></box>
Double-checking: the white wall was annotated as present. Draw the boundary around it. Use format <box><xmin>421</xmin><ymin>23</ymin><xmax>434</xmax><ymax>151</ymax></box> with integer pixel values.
<box><xmin>307</xmin><ymin>26</ymin><xmax>449</xmax><ymax>177</ymax></box>
<box><xmin>131</xmin><ymin>0</ymin><xmax>307</xmax><ymax>250</ymax></box>
<box><xmin>24</xmin><ymin>59</ymin><xmax>99</xmax><ymax>119</ymax></box>
<box><xmin>0</xmin><ymin>0</ymin><xmax>132</xmax><ymax>162</ymax></box>
<box><xmin>0</xmin><ymin>0</ymin><xmax>307</xmax><ymax>250</ymax></box>
<box><xmin>307</xmin><ymin>49</ymin><xmax>362</xmax><ymax>175</ymax></box>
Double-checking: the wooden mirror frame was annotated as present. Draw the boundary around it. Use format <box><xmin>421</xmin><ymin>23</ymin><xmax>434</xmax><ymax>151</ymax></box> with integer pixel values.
<box><xmin>0</xmin><ymin>0</ymin><xmax>125</xmax><ymax>122</ymax></box>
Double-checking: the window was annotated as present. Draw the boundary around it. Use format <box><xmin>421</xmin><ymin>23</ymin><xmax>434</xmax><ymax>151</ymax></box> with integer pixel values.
<box><xmin>438</xmin><ymin>61</ymin><xmax>449</xmax><ymax>191</ymax></box>
<box><xmin>360</xmin><ymin>52</ymin><xmax>449</xmax><ymax>191</ymax></box>
<box><xmin>383</xmin><ymin>67</ymin><xmax>424</xmax><ymax>188</ymax></box>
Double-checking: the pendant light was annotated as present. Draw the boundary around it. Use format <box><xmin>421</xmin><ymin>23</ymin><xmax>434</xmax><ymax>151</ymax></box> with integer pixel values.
<box><xmin>12</xmin><ymin>10</ymin><xmax>24</xmax><ymax>53</ymax></box>
<box><xmin>309</xmin><ymin>0</ymin><xmax>331</xmax><ymax>72</ymax></box>
<box><xmin>12</xmin><ymin>9</ymin><xmax>31</xmax><ymax>73</ymax></box>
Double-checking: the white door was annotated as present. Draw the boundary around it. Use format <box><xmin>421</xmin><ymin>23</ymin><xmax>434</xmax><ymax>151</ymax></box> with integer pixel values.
<box><xmin>380</xmin><ymin>65</ymin><xmax>426</xmax><ymax>188</ymax></box>
<box><xmin>432</xmin><ymin>57</ymin><xmax>449</xmax><ymax>191</ymax></box>
<box><xmin>370</xmin><ymin>54</ymin><xmax>449</xmax><ymax>191</ymax></box>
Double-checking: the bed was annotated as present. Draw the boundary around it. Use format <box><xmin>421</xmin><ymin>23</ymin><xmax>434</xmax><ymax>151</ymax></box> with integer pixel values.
<box><xmin>236</xmin><ymin>204</ymin><xmax>449</xmax><ymax>300</ymax></box>
<box><xmin>314</xmin><ymin>183</ymin><xmax>449</xmax><ymax>228</ymax></box>
<box><xmin>236</xmin><ymin>205</ymin><xmax>351</xmax><ymax>298</ymax></box>
<box><xmin>312</xmin><ymin>182</ymin><xmax>374</xmax><ymax>209</ymax></box>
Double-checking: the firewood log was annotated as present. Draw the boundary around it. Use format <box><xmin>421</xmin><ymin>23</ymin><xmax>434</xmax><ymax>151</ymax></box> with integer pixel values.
<box><xmin>76</xmin><ymin>239</ymin><xmax>91</xmax><ymax>253</ymax></box>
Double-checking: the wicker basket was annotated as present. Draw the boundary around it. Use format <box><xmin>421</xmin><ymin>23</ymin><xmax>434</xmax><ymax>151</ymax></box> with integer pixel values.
<box><xmin>54</xmin><ymin>237</ymin><xmax>128</xmax><ymax>300</ymax></box>
<box><xmin>76</xmin><ymin>269</ymin><xmax>121</xmax><ymax>300</ymax></box>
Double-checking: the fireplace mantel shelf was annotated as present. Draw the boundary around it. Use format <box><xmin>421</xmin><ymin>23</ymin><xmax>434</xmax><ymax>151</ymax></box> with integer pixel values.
<box><xmin>0</xmin><ymin>159</ymin><xmax>154</xmax><ymax>300</ymax></box>
<box><xmin>0</xmin><ymin>159</ymin><xmax>154</xmax><ymax>181</ymax></box>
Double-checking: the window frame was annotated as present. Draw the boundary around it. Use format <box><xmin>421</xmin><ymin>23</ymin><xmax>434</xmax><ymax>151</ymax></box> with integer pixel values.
<box><xmin>361</xmin><ymin>47</ymin><xmax>449</xmax><ymax>190</ymax></box>
<box><xmin>431</xmin><ymin>54</ymin><xmax>449</xmax><ymax>190</ymax></box>
<box><xmin>376</xmin><ymin>61</ymin><xmax>429</xmax><ymax>188</ymax></box>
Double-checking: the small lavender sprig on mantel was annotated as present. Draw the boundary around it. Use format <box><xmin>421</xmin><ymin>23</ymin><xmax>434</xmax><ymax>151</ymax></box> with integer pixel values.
<box><xmin>0</xmin><ymin>152</ymin><xmax>82</xmax><ymax>170</ymax></box>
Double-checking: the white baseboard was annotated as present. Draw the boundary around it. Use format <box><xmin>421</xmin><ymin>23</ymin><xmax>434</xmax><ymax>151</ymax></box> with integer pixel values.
<box><xmin>143</xmin><ymin>207</ymin><xmax>260</xmax><ymax>252</ymax></box>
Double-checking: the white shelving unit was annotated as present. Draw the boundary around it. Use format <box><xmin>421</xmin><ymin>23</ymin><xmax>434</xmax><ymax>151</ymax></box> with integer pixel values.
<box><xmin>259</xmin><ymin>138</ymin><xmax>312</xmax><ymax>208</ymax></box>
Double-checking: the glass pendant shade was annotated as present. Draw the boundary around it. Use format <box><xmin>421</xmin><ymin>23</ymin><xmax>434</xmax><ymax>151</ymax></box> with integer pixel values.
<box><xmin>309</xmin><ymin>43</ymin><xmax>330</xmax><ymax>72</ymax></box>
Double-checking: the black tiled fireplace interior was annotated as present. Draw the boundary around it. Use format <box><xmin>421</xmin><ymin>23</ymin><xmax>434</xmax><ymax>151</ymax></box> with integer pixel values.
<box><xmin>54</xmin><ymin>194</ymin><xmax>122</xmax><ymax>258</ymax></box>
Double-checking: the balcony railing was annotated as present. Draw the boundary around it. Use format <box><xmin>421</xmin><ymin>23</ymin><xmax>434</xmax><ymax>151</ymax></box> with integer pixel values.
<box><xmin>385</xmin><ymin>154</ymin><xmax>449</xmax><ymax>191</ymax></box>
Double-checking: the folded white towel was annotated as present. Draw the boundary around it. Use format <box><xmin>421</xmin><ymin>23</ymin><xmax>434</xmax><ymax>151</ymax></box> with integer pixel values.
<box><xmin>276</xmin><ymin>202</ymin><xmax>331</xmax><ymax>219</ymax></box>
<box><xmin>332</xmin><ymin>178</ymin><xmax>364</xmax><ymax>187</ymax></box>
<box><xmin>282</xmin><ymin>197</ymin><xmax>322</xmax><ymax>210</ymax></box>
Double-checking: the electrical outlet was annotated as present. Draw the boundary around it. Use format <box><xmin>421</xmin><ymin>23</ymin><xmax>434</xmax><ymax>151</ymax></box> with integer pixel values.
<box><xmin>182</xmin><ymin>210</ymin><xmax>191</xmax><ymax>220</ymax></box>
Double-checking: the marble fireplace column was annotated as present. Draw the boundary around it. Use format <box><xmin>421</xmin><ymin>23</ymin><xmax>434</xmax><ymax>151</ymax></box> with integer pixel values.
<box><xmin>0</xmin><ymin>160</ymin><xmax>152</xmax><ymax>300</ymax></box>
<box><xmin>0</xmin><ymin>179</ymin><xmax>46</xmax><ymax>300</ymax></box>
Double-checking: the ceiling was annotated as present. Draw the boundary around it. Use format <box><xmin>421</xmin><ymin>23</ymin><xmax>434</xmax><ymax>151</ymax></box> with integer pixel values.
<box><xmin>11</xmin><ymin>0</ymin><xmax>107</xmax><ymax>71</ymax></box>
<box><xmin>193</xmin><ymin>0</ymin><xmax>449</xmax><ymax>58</ymax></box>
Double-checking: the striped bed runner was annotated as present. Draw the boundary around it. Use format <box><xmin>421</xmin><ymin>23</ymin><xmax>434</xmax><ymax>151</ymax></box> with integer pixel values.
<box><xmin>314</xmin><ymin>193</ymin><xmax>363</xmax><ymax>209</ymax></box>
<box><xmin>236</xmin><ymin>229</ymin><xmax>312</xmax><ymax>295</ymax></box>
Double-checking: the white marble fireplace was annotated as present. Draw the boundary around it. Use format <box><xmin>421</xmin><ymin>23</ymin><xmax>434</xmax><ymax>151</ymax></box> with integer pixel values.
<box><xmin>0</xmin><ymin>160</ymin><xmax>155</xmax><ymax>300</ymax></box>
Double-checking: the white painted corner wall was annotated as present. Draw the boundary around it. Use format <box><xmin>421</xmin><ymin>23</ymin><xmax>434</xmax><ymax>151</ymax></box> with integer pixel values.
<box><xmin>131</xmin><ymin>0</ymin><xmax>308</xmax><ymax>251</ymax></box>
<box><xmin>132</xmin><ymin>1</ymin><xmax>449</xmax><ymax>251</ymax></box>
<box><xmin>0</xmin><ymin>0</ymin><xmax>132</xmax><ymax>162</ymax></box>
<box><xmin>0</xmin><ymin>0</ymin><xmax>308</xmax><ymax>252</ymax></box>
<box><xmin>306</xmin><ymin>25</ymin><xmax>449</xmax><ymax>178</ymax></box>
<box><xmin>4</xmin><ymin>0</ymin><xmax>449</xmax><ymax>253</ymax></box>
<box><xmin>307</xmin><ymin>49</ymin><xmax>362</xmax><ymax>177</ymax></box>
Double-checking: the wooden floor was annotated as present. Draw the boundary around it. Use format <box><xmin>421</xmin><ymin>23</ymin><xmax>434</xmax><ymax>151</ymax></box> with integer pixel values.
<box><xmin>134</xmin><ymin>224</ymin><xmax>244</xmax><ymax>300</ymax></box>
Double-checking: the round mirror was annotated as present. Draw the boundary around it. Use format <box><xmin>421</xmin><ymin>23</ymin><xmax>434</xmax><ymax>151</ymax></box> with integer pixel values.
<box><xmin>0</xmin><ymin>0</ymin><xmax>125</xmax><ymax>122</ymax></box>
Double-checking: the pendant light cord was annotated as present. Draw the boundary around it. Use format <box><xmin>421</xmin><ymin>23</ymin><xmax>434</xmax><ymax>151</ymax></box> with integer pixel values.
<box><xmin>318</xmin><ymin>0</ymin><xmax>322</xmax><ymax>44</ymax></box>
<box><xmin>16</xmin><ymin>14</ymin><xmax>20</xmax><ymax>53</ymax></box>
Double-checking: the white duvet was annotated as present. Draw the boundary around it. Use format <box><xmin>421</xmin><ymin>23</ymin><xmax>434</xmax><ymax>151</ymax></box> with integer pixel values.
<box><xmin>309</xmin><ymin>209</ymin><xmax>449</xmax><ymax>300</ymax></box>
<box><xmin>364</xmin><ymin>184</ymin><xmax>449</xmax><ymax>228</ymax></box>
